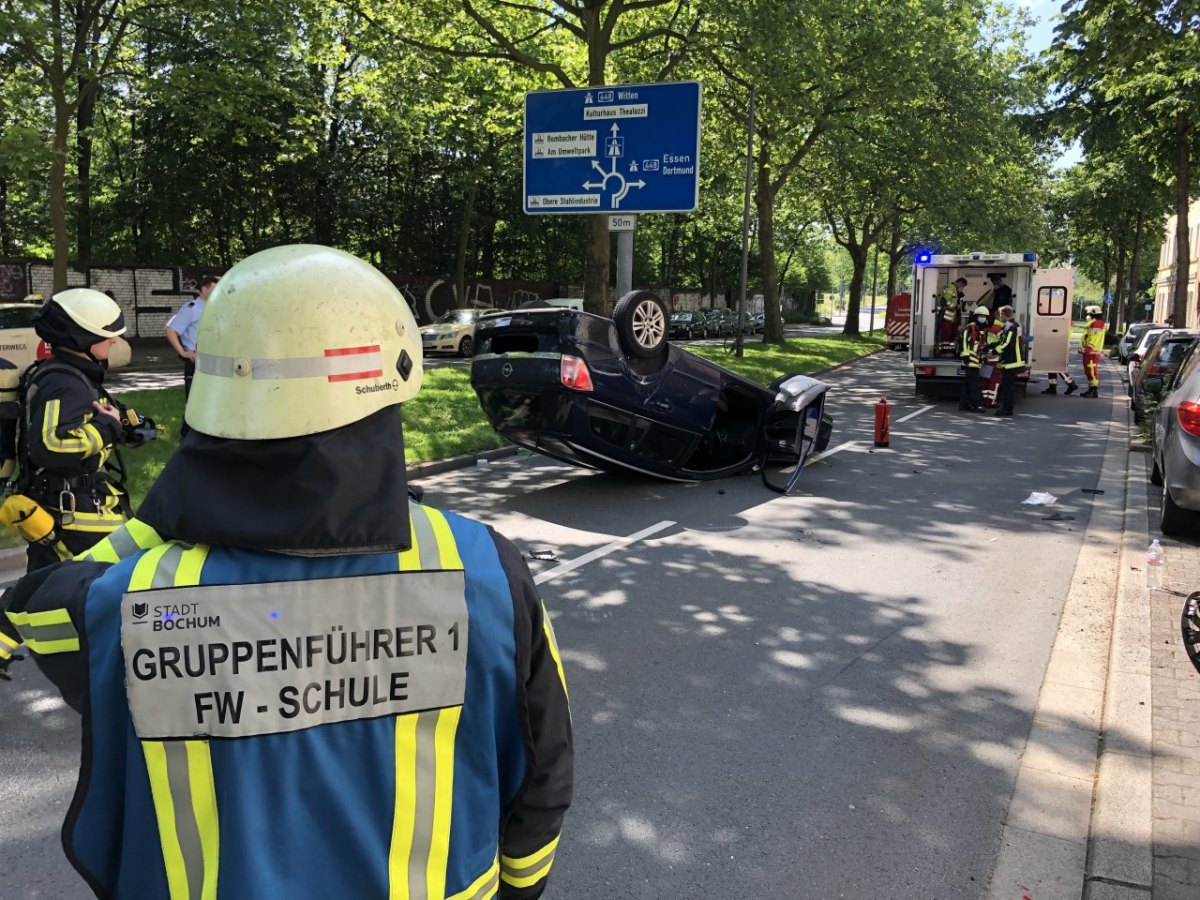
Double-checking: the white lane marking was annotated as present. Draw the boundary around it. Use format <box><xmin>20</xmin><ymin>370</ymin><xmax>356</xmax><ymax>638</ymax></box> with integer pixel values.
<box><xmin>534</xmin><ymin>519</ymin><xmax>676</xmax><ymax>585</ymax></box>
<box><xmin>805</xmin><ymin>440</ymin><xmax>857</xmax><ymax>466</ymax></box>
<box><xmin>897</xmin><ymin>405</ymin><xmax>934</xmax><ymax>423</ymax></box>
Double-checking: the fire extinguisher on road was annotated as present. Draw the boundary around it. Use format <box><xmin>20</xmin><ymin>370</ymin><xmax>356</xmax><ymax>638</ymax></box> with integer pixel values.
<box><xmin>874</xmin><ymin>396</ymin><xmax>891</xmax><ymax>448</ymax></box>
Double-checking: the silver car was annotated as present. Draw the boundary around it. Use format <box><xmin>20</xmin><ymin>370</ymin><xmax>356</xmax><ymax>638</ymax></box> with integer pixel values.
<box><xmin>1117</xmin><ymin>322</ymin><xmax>1162</xmax><ymax>364</ymax></box>
<box><xmin>1150</xmin><ymin>340</ymin><xmax>1200</xmax><ymax>534</ymax></box>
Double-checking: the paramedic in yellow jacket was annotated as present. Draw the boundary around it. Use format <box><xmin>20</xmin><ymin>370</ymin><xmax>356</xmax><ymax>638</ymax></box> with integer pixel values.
<box><xmin>0</xmin><ymin>246</ymin><xmax>573</xmax><ymax>899</ymax></box>
<box><xmin>938</xmin><ymin>278</ymin><xmax>968</xmax><ymax>344</ymax></box>
<box><xmin>1079</xmin><ymin>305</ymin><xmax>1105</xmax><ymax>398</ymax></box>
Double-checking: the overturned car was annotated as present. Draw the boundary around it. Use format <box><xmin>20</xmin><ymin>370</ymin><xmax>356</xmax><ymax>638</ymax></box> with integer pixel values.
<box><xmin>470</xmin><ymin>291</ymin><xmax>834</xmax><ymax>493</ymax></box>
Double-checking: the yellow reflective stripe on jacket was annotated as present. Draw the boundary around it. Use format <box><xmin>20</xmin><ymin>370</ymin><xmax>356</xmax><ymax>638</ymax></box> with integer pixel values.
<box><xmin>76</xmin><ymin>518</ymin><xmax>162</xmax><ymax>563</ymax></box>
<box><xmin>60</xmin><ymin>509</ymin><xmax>128</xmax><ymax>534</ymax></box>
<box><xmin>40</xmin><ymin>399</ymin><xmax>105</xmax><ymax>458</ymax></box>
<box><xmin>142</xmin><ymin>740</ymin><xmax>219</xmax><ymax>900</ymax></box>
<box><xmin>390</xmin><ymin>504</ymin><xmax>465</xmax><ymax>900</ymax></box>
<box><xmin>500</xmin><ymin>835</ymin><xmax>560</xmax><ymax>889</ymax></box>
<box><xmin>6</xmin><ymin>607</ymin><xmax>79</xmax><ymax>654</ymax></box>
<box><xmin>388</xmin><ymin>707</ymin><xmax>463</xmax><ymax>900</ymax></box>
<box><xmin>134</xmin><ymin>541</ymin><xmax>218</xmax><ymax>900</ymax></box>
<box><xmin>0</xmin><ymin>629</ymin><xmax>21</xmax><ymax>659</ymax></box>
<box><xmin>446</xmin><ymin>858</ymin><xmax>499</xmax><ymax>900</ymax></box>
<box><xmin>542</xmin><ymin>601</ymin><xmax>569</xmax><ymax>705</ymax></box>
<box><xmin>400</xmin><ymin>505</ymin><xmax>465</xmax><ymax>573</ymax></box>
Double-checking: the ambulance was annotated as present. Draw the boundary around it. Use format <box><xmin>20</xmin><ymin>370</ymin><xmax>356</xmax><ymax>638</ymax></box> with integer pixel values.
<box><xmin>908</xmin><ymin>251</ymin><xmax>1073</xmax><ymax>398</ymax></box>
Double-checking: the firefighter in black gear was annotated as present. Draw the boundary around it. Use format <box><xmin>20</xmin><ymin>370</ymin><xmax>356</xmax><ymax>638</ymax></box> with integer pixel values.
<box><xmin>958</xmin><ymin>305</ymin><xmax>990</xmax><ymax>412</ymax></box>
<box><xmin>8</xmin><ymin>289</ymin><xmax>133</xmax><ymax>571</ymax></box>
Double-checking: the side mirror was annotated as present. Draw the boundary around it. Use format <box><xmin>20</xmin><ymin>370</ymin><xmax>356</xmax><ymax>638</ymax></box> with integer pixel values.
<box><xmin>1143</xmin><ymin>376</ymin><xmax>1164</xmax><ymax>398</ymax></box>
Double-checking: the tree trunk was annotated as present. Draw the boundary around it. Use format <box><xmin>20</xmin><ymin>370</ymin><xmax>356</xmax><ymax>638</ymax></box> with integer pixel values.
<box><xmin>843</xmin><ymin>243</ymin><xmax>867</xmax><ymax>337</ymax></box>
<box><xmin>756</xmin><ymin>145</ymin><xmax>784</xmax><ymax>344</ymax></box>
<box><xmin>455</xmin><ymin>175</ymin><xmax>480</xmax><ymax>305</ymax></box>
<box><xmin>50</xmin><ymin>91</ymin><xmax>72</xmax><ymax>291</ymax></box>
<box><xmin>1171</xmin><ymin>112</ymin><xmax>1192</xmax><ymax>327</ymax></box>
<box><xmin>0</xmin><ymin>177</ymin><xmax>9</xmax><ymax>256</ymax></box>
<box><xmin>1112</xmin><ymin>237</ymin><xmax>1128</xmax><ymax>338</ymax></box>
<box><xmin>1125</xmin><ymin>209</ymin><xmax>1145</xmax><ymax>333</ymax></box>
<box><xmin>76</xmin><ymin>81</ymin><xmax>97</xmax><ymax>267</ymax></box>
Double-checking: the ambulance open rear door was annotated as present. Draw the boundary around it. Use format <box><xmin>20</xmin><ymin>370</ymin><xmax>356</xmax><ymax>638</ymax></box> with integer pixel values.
<box><xmin>1029</xmin><ymin>268</ymin><xmax>1073</xmax><ymax>376</ymax></box>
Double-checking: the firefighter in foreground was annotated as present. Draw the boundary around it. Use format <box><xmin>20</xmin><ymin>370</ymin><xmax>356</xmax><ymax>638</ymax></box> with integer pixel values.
<box><xmin>1080</xmin><ymin>304</ymin><xmax>1105</xmax><ymax>397</ymax></box>
<box><xmin>0</xmin><ymin>289</ymin><xmax>147</xmax><ymax>572</ymax></box>
<box><xmin>0</xmin><ymin>245</ymin><xmax>573</xmax><ymax>899</ymax></box>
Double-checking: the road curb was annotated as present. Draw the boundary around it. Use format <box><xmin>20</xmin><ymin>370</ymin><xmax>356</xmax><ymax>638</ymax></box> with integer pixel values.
<box><xmin>985</xmin><ymin>366</ymin><xmax>1143</xmax><ymax>899</ymax></box>
<box><xmin>1083</xmin><ymin>441</ymin><xmax>1154</xmax><ymax>895</ymax></box>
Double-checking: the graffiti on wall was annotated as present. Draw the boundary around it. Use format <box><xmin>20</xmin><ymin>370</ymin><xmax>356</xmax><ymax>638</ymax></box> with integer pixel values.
<box><xmin>0</xmin><ymin>264</ymin><xmax>28</xmax><ymax>303</ymax></box>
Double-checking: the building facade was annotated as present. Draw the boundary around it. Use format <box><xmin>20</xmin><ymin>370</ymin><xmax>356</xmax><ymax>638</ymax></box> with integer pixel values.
<box><xmin>1154</xmin><ymin>199</ymin><xmax>1200</xmax><ymax>326</ymax></box>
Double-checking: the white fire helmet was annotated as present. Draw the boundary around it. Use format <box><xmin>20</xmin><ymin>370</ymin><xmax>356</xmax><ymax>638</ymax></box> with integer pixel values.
<box><xmin>1085</xmin><ymin>305</ymin><xmax>1101</xmax><ymax>316</ymax></box>
<box><xmin>185</xmin><ymin>244</ymin><xmax>423</xmax><ymax>439</ymax></box>
<box><xmin>51</xmin><ymin>288</ymin><xmax>127</xmax><ymax>338</ymax></box>
<box><xmin>973</xmin><ymin>305</ymin><xmax>990</xmax><ymax>317</ymax></box>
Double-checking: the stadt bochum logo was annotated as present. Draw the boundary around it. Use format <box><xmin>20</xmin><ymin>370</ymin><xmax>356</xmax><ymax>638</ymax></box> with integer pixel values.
<box><xmin>132</xmin><ymin>602</ymin><xmax>149</xmax><ymax>621</ymax></box>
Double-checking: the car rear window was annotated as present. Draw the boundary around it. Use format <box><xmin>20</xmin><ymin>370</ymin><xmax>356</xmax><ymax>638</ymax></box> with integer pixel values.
<box><xmin>1161</xmin><ymin>339</ymin><xmax>1198</xmax><ymax>364</ymax></box>
<box><xmin>0</xmin><ymin>307</ymin><xmax>39</xmax><ymax>328</ymax></box>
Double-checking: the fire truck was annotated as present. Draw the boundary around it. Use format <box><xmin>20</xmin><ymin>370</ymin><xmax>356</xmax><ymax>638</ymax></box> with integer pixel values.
<box><xmin>908</xmin><ymin>251</ymin><xmax>1073</xmax><ymax>398</ymax></box>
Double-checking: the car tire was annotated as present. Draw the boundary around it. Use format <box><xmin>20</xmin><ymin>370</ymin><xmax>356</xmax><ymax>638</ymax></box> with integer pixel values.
<box><xmin>613</xmin><ymin>291</ymin><xmax>668</xmax><ymax>358</ymax></box>
<box><xmin>1161</xmin><ymin>480</ymin><xmax>1195</xmax><ymax>535</ymax></box>
<box><xmin>458</xmin><ymin>335</ymin><xmax>474</xmax><ymax>358</ymax></box>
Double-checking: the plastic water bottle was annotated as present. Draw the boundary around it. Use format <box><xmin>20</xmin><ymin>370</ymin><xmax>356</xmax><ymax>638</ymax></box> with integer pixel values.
<box><xmin>1147</xmin><ymin>539</ymin><xmax>1165</xmax><ymax>591</ymax></box>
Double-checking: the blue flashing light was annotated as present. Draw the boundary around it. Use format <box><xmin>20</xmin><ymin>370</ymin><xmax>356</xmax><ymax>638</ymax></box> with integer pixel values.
<box><xmin>916</xmin><ymin>251</ymin><xmax>932</xmax><ymax>264</ymax></box>
<box><xmin>1023</xmin><ymin>252</ymin><xmax>1038</xmax><ymax>262</ymax></box>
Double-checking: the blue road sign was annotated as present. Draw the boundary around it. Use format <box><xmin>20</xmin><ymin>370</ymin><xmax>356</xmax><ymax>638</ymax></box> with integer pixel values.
<box><xmin>1103</xmin><ymin>292</ymin><xmax>1114</xmax><ymax>303</ymax></box>
<box><xmin>524</xmin><ymin>81</ymin><xmax>701</xmax><ymax>215</ymax></box>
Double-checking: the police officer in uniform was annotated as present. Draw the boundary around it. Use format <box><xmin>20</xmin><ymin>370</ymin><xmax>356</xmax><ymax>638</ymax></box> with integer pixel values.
<box><xmin>0</xmin><ymin>245</ymin><xmax>573</xmax><ymax>898</ymax></box>
<box><xmin>12</xmin><ymin>289</ymin><xmax>133</xmax><ymax>571</ymax></box>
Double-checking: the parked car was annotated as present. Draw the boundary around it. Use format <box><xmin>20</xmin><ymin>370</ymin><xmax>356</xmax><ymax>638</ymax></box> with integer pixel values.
<box><xmin>1151</xmin><ymin>340</ymin><xmax>1200</xmax><ymax>534</ymax></box>
<box><xmin>668</xmin><ymin>310</ymin><xmax>706</xmax><ymax>341</ymax></box>
<box><xmin>1126</xmin><ymin>326</ymin><xmax>1173</xmax><ymax>392</ymax></box>
<box><xmin>420</xmin><ymin>307</ymin><xmax>492</xmax><ymax>357</ymax></box>
<box><xmin>1131</xmin><ymin>330</ymin><xmax>1200</xmax><ymax>422</ymax></box>
<box><xmin>698</xmin><ymin>307</ymin><xmax>732</xmax><ymax>337</ymax></box>
<box><xmin>470</xmin><ymin>291</ymin><xmax>834</xmax><ymax>491</ymax></box>
<box><xmin>752</xmin><ymin>312</ymin><xmax>765</xmax><ymax>334</ymax></box>
<box><xmin>0</xmin><ymin>301</ymin><xmax>131</xmax><ymax>374</ymax></box>
<box><xmin>1116</xmin><ymin>322</ymin><xmax>1161</xmax><ymax>364</ymax></box>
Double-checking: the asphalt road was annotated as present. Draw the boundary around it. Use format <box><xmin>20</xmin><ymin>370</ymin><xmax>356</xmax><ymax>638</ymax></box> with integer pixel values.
<box><xmin>0</xmin><ymin>349</ymin><xmax>1115</xmax><ymax>899</ymax></box>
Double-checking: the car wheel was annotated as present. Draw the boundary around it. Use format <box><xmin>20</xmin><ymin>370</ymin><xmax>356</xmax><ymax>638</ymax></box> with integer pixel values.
<box><xmin>458</xmin><ymin>335</ymin><xmax>474</xmax><ymax>358</ymax></box>
<box><xmin>613</xmin><ymin>290</ymin><xmax>668</xmax><ymax>358</ymax></box>
<box><xmin>1161</xmin><ymin>480</ymin><xmax>1195</xmax><ymax>535</ymax></box>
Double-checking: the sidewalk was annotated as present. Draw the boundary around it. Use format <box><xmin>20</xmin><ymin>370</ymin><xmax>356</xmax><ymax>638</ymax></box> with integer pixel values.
<box><xmin>986</xmin><ymin>360</ymin><xmax>1200</xmax><ymax>899</ymax></box>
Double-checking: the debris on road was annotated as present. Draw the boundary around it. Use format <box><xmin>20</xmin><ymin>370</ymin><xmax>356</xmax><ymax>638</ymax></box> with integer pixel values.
<box><xmin>1022</xmin><ymin>492</ymin><xmax>1058</xmax><ymax>505</ymax></box>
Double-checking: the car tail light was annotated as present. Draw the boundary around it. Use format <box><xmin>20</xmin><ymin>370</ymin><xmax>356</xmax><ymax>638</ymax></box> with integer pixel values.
<box><xmin>560</xmin><ymin>355</ymin><xmax>593</xmax><ymax>392</ymax></box>
<box><xmin>1178</xmin><ymin>401</ymin><xmax>1200</xmax><ymax>437</ymax></box>
<box><xmin>915</xmin><ymin>366</ymin><xmax>935</xmax><ymax>376</ymax></box>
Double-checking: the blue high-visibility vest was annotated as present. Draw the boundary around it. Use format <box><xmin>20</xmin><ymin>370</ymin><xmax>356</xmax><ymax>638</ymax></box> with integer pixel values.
<box><xmin>67</xmin><ymin>505</ymin><xmax>533</xmax><ymax>900</ymax></box>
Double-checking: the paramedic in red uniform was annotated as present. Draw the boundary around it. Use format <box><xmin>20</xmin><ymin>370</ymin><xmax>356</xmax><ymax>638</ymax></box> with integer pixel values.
<box><xmin>1079</xmin><ymin>304</ymin><xmax>1105</xmax><ymax>398</ymax></box>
